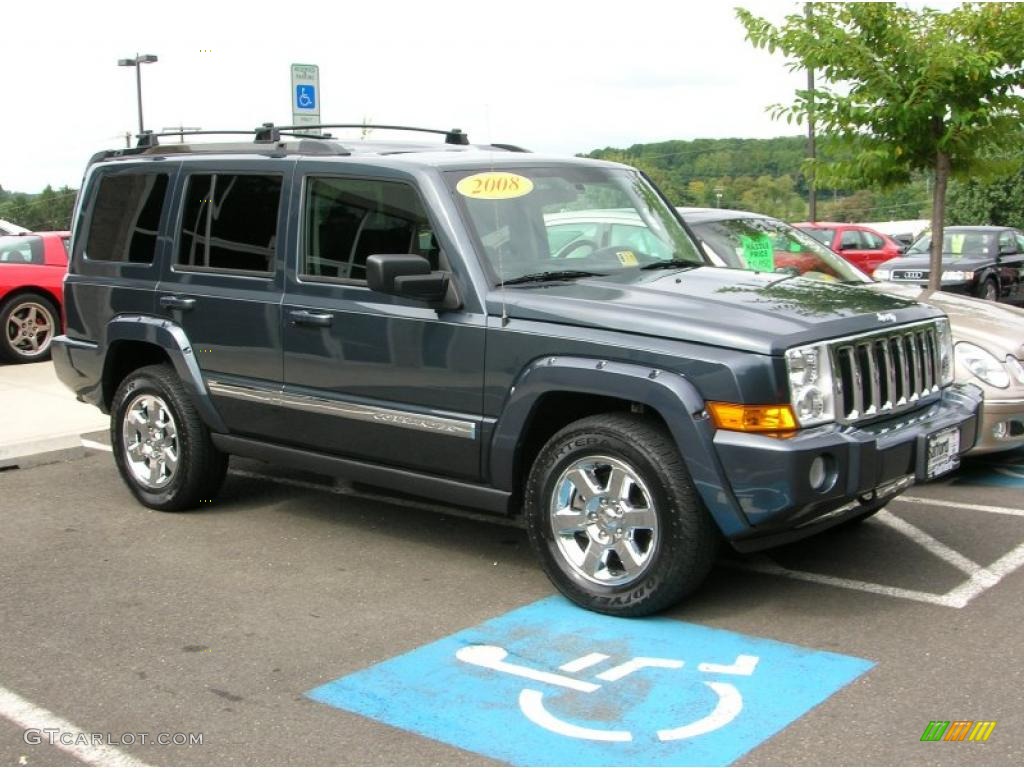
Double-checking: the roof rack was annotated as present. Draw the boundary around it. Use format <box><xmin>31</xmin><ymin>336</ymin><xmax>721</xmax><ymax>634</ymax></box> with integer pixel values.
<box><xmin>131</xmin><ymin>123</ymin><xmax>469</xmax><ymax>148</ymax></box>
<box><xmin>87</xmin><ymin>122</ymin><xmax>478</xmax><ymax>166</ymax></box>
<box><xmin>272</xmin><ymin>124</ymin><xmax>470</xmax><ymax>145</ymax></box>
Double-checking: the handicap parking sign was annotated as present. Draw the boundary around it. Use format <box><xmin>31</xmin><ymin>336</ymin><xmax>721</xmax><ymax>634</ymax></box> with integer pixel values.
<box><xmin>307</xmin><ymin>597</ymin><xmax>873</xmax><ymax>766</ymax></box>
<box><xmin>295</xmin><ymin>84</ymin><xmax>316</xmax><ymax>111</ymax></box>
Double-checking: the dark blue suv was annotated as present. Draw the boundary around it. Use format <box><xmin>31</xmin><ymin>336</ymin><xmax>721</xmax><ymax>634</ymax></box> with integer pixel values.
<box><xmin>52</xmin><ymin>125</ymin><xmax>981</xmax><ymax>616</ymax></box>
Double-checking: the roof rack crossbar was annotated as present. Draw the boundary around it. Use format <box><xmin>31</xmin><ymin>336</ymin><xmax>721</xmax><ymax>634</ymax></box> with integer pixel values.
<box><xmin>272</xmin><ymin>124</ymin><xmax>470</xmax><ymax>145</ymax></box>
<box><xmin>131</xmin><ymin>123</ymin><xmax>468</xmax><ymax>147</ymax></box>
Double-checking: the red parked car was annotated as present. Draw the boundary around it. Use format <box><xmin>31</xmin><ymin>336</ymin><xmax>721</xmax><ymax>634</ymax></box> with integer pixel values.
<box><xmin>0</xmin><ymin>232</ymin><xmax>70</xmax><ymax>362</ymax></box>
<box><xmin>793</xmin><ymin>221</ymin><xmax>904</xmax><ymax>274</ymax></box>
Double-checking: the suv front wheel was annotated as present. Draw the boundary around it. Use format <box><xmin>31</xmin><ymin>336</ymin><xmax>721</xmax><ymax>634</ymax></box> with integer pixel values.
<box><xmin>111</xmin><ymin>364</ymin><xmax>227</xmax><ymax>511</ymax></box>
<box><xmin>525</xmin><ymin>413</ymin><xmax>718</xmax><ymax>616</ymax></box>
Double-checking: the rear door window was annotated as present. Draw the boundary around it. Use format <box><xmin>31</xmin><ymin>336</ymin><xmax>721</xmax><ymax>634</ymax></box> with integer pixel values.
<box><xmin>177</xmin><ymin>174</ymin><xmax>282</xmax><ymax>274</ymax></box>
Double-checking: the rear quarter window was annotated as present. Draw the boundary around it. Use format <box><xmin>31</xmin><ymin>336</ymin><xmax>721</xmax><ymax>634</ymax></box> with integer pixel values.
<box><xmin>83</xmin><ymin>173</ymin><xmax>170</xmax><ymax>263</ymax></box>
<box><xmin>0</xmin><ymin>236</ymin><xmax>44</xmax><ymax>264</ymax></box>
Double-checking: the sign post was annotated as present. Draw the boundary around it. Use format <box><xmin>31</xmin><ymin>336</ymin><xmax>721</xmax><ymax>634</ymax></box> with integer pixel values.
<box><xmin>290</xmin><ymin>63</ymin><xmax>321</xmax><ymax>135</ymax></box>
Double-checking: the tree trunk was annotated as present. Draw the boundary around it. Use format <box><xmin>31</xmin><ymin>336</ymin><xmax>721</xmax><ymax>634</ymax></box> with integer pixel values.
<box><xmin>927</xmin><ymin>151</ymin><xmax>951</xmax><ymax>294</ymax></box>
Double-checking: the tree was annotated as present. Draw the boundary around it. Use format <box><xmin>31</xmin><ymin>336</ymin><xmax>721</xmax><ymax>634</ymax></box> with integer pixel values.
<box><xmin>947</xmin><ymin>166</ymin><xmax>1024</xmax><ymax>229</ymax></box>
<box><xmin>737</xmin><ymin>2</ymin><xmax>1024</xmax><ymax>292</ymax></box>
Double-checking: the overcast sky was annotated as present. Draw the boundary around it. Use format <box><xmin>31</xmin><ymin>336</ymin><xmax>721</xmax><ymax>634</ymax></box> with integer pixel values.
<box><xmin>2</xmin><ymin>0</ymin><xmax>815</xmax><ymax>193</ymax></box>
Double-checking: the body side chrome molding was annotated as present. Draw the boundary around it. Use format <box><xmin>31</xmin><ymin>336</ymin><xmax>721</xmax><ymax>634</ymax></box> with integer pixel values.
<box><xmin>207</xmin><ymin>379</ymin><xmax>477</xmax><ymax>439</ymax></box>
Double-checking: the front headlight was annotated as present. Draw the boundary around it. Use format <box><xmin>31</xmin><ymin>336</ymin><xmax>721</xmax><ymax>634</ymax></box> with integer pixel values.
<box><xmin>937</xmin><ymin>318</ymin><xmax>954</xmax><ymax>386</ymax></box>
<box><xmin>786</xmin><ymin>344</ymin><xmax>836</xmax><ymax>427</ymax></box>
<box><xmin>873</xmin><ymin>268</ymin><xmax>891</xmax><ymax>281</ymax></box>
<box><xmin>956</xmin><ymin>342</ymin><xmax>1010</xmax><ymax>388</ymax></box>
<box><xmin>941</xmin><ymin>270</ymin><xmax>974</xmax><ymax>282</ymax></box>
<box><xmin>1006</xmin><ymin>356</ymin><xmax>1024</xmax><ymax>385</ymax></box>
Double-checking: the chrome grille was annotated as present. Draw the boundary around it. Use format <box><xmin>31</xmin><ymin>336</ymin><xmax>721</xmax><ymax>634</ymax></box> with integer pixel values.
<box><xmin>891</xmin><ymin>269</ymin><xmax>929</xmax><ymax>281</ymax></box>
<box><xmin>832</xmin><ymin>323</ymin><xmax>942</xmax><ymax>423</ymax></box>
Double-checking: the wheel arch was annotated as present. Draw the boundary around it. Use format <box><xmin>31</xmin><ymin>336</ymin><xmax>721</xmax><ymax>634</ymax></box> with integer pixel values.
<box><xmin>0</xmin><ymin>285</ymin><xmax>63</xmax><ymax>310</ymax></box>
<box><xmin>102</xmin><ymin>316</ymin><xmax>227</xmax><ymax>433</ymax></box>
<box><xmin>490</xmin><ymin>356</ymin><xmax>749</xmax><ymax>536</ymax></box>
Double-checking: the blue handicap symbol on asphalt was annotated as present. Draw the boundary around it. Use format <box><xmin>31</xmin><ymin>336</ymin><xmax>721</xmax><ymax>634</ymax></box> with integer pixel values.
<box><xmin>295</xmin><ymin>85</ymin><xmax>316</xmax><ymax>111</ymax></box>
<box><xmin>307</xmin><ymin>596</ymin><xmax>874</xmax><ymax>766</ymax></box>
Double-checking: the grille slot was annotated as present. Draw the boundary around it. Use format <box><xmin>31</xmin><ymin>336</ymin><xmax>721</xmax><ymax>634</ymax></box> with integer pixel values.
<box><xmin>833</xmin><ymin>324</ymin><xmax>941</xmax><ymax>423</ymax></box>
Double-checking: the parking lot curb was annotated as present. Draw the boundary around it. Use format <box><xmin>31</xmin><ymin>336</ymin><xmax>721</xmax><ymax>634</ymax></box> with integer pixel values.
<box><xmin>0</xmin><ymin>429</ymin><xmax>108</xmax><ymax>470</ymax></box>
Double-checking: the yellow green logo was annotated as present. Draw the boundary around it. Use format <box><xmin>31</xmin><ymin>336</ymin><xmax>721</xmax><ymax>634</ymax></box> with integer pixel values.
<box><xmin>921</xmin><ymin>720</ymin><xmax>996</xmax><ymax>742</ymax></box>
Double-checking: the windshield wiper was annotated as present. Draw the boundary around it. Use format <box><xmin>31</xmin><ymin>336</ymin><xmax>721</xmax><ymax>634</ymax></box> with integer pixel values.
<box><xmin>639</xmin><ymin>260</ymin><xmax>702</xmax><ymax>271</ymax></box>
<box><xmin>501</xmin><ymin>270</ymin><xmax>607</xmax><ymax>286</ymax></box>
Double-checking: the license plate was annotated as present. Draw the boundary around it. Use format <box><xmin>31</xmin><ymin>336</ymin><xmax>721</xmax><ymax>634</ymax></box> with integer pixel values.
<box><xmin>926</xmin><ymin>427</ymin><xmax>961</xmax><ymax>479</ymax></box>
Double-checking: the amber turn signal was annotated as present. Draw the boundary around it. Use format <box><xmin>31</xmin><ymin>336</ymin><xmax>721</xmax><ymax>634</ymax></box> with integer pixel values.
<box><xmin>707</xmin><ymin>402</ymin><xmax>798</xmax><ymax>433</ymax></box>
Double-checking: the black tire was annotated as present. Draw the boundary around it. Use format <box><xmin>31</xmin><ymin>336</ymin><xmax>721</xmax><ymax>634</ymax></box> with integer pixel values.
<box><xmin>110</xmin><ymin>364</ymin><xmax>227</xmax><ymax>511</ymax></box>
<box><xmin>524</xmin><ymin>413</ymin><xmax>719</xmax><ymax>617</ymax></box>
<box><xmin>0</xmin><ymin>292</ymin><xmax>59</xmax><ymax>363</ymax></box>
<box><xmin>976</xmin><ymin>277</ymin><xmax>998</xmax><ymax>302</ymax></box>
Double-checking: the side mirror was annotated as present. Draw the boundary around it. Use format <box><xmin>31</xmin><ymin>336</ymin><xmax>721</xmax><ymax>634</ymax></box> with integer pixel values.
<box><xmin>366</xmin><ymin>254</ymin><xmax>450</xmax><ymax>304</ymax></box>
<box><xmin>999</xmin><ymin>243</ymin><xmax>1015</xmax><ymax>256</ymax></box>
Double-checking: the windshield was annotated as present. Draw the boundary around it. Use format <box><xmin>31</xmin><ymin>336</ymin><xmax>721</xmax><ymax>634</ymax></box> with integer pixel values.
<box><xmin>686</xmin><ymin>215</ymin><xmax>871</xmax><ymax>284</ymax></box>
<box><xmin>908</xmin><ymin>230</ymin><xmax>994</xmax><ymax>257</ymax></box>
<box><xmin>799</xmin><ymin>227</ymin><xmax>834</xmax><ymax>246</ymax></box>
<box><xmin>446</xmin><ymin>166</ymin><xmax>702</xmax><ymax>283</ymax></box>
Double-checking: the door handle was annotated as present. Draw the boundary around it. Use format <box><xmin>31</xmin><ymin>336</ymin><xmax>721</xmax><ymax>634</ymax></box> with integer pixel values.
<box><xmin>160</xmin><ymin>295</ymin><xmax>196</xmax><ymax>311</ymax></box>
<box><xmin>289</xmin><ymin>310</ymin><xmax>333</xmax><ymax>327</ymax></box>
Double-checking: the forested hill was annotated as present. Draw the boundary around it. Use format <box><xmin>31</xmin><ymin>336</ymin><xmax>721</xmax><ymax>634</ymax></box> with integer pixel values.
<box><xmin>583</xmin><ymin>136</ymin><xmax>930</xmax><ymax>223</ymax></box>
<box><xmin>588</xmin><ymin>136</ymin><xmax>808</xmax><ymax>186</ymax></box>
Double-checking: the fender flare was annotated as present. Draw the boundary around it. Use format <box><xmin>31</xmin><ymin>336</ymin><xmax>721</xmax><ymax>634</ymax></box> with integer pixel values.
<box><xmin>489</xmin><ymin>356</ymin><xmax>750</xmax><ymax>537</ymax></box>
<box><xmin>104</xmin><ymin>315</ymin><xmax>227</xmax><ymax>434</ymax></box>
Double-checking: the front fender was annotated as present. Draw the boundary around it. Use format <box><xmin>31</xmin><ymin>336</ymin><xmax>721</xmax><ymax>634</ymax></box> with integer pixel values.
<box><xmin>489</xmin><ymin>356</ymin><xmax>751</xmax><ymax>537</ymax></box>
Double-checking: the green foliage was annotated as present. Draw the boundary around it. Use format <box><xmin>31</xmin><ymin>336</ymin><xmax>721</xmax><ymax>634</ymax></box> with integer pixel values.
<box><xmin>736</xmin><ymin>1</ymin><xmax>1024</xmax><ymax>288</ymax></box>
<box><xmin>737</xmin><ymin>2</ymin><xmax>1024</xmax><ymax>187</ymax></box>
<box><xmin>0</xmin><ymin>185</ymin><xmax>77</xmax><ymax>231</ymax></box>
<box><xmin>585</xmin><ymin>135</ymin><xmax>929</xmax><ymax>221</ymax></box>
<box><xmin>947</xmin><ymin>165</ymin><xmax>1024</xmax><ymax>229</ymax></box>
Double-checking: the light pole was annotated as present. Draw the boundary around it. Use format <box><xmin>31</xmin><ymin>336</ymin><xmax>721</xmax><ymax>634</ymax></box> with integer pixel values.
<box><xmin>117</xmin><ymin>54</ymin><xmax>158</xmax><ymax>137</ymax></box>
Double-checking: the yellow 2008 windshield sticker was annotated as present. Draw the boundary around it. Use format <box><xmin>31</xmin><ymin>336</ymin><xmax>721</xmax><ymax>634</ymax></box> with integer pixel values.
<box><xmin>456</xmin><ymin>172</ymin><xmax>534</xmax><ymax>200</ymax></box>
<box><xmin>616</xmin><ymin>250</ymin><xmax>638</xmax><ymax>266</ymax></box>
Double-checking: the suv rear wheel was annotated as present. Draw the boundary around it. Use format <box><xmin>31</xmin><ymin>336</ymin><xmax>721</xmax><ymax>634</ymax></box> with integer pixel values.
<box><xmin>111</xmin><ymin>364</ymin><xmax>227</xmax><ymax>510</ymax></box>
<box><xmin>524</xmin><ymin>414</ymin><xmax>718</xmax><ymax>616</ymax></box>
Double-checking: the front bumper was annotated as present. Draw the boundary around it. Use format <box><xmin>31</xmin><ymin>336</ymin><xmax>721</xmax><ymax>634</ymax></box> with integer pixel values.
<box><xmin>714</xmin><ymin>385</ymin><xmax>982</xmax><ymax>551</ymax></box>
<box><xmin>971</xmin><ymin>397</ymin><xmax>1024</xmax><ymax>454</ymax></box>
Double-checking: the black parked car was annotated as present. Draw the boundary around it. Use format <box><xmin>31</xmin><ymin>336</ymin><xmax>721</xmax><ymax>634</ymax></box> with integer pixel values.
<box><xmin>51</xmin><ymin>124</ymin><xmax>980</xmax><ymax>616</ymax></box>
<box><xmin>873</xmin><ymin>226</ymin><xmax>1024</xmax><ymax>303</ymax></box>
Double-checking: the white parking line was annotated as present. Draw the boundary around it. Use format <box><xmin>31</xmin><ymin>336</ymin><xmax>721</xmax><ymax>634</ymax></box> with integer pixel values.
<box><xmin>729</xmin><ymin>496</ymin><xmax>1024</xmax><ymax>609</ymax></box>
<box><xmin>892</xmin><ymin>495</ymin><xmax>1024</xmax><ymax>517</ymax></box>
<box><xmin>0</xmin><ymin>685</ymin><xmax>148</xmax><ymax>767</ymax></box>
<box><xmin>874</xmin><ymin>510</ymin><xmax>992</xmax><ymax>579</ymax></box>
<box><xmin>730</xmin><ymin>553</ymin><xmax>962</xmax><ymax>608</ymax></box>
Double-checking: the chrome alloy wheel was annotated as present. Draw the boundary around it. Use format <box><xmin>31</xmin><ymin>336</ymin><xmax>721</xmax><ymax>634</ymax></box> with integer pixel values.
<box><xmin>5</xmin><ymin>301</ymin><xmax>55</xmax><ymax>358</ymax></box>
<box><xmin>122</xmin><ymin>394</ymin><xmax>180</xmax><ymax>489</ymax></box>
<box><xmin>549</xmin><ymin>455</ymin><xmax>659</xmax><ymax>585</ymax></box>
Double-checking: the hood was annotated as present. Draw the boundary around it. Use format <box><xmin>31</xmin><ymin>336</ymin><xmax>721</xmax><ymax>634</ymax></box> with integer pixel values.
<box><xmin>489</xmin><ymin>267</ymin><xmax>939</xmax><ymax>355</ymax></box>
<box><xmin>881</xmin><ymin>253</ymin><xmax>991</xmax><ymax>270</ymax></box>
<box><xmin>869</xmin><ymin>283</ymin><xmax>1024</xmax><ymax>358</ymax></box>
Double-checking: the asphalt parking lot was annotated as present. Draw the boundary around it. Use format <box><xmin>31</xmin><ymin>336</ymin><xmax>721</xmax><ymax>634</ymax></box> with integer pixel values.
<box><xmin>0</xmin><ymin>433</ymin><xmax>1022</xmax><ymax>766</ymax></box>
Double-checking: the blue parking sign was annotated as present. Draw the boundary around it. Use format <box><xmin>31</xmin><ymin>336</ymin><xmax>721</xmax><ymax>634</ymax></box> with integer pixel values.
<box><xmin>307</xmin><ymin>596</ymin><xmax>874</xmax><ymax>766</ymax></box>
<box><xmin>295</xmin><ymin>85</ymin><xmax>316</xmax><ymax>111</ymax></box>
